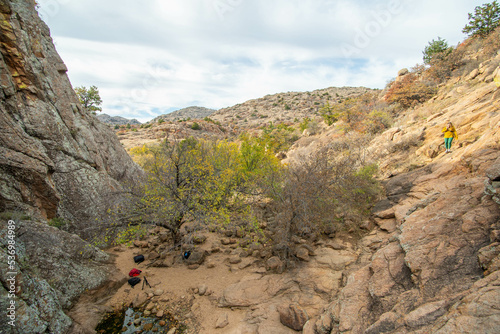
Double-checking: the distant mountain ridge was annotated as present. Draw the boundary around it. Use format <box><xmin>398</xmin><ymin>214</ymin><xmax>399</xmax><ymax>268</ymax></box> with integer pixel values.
<box><xmin>97</xmin><ymin>113</ymin><xmax>141</xmax><ymax>125</ymax></box>
<box><xmin>150</xmin><ymin>106</ymin><xmax>216</xmax><ymax>123</ymax></box>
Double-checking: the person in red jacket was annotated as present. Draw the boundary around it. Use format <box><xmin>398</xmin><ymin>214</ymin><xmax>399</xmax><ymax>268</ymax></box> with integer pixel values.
<box><xmin>442</xmin><ymin>121</ymin><xmax>458</xmax><ymax>153</ymax></box>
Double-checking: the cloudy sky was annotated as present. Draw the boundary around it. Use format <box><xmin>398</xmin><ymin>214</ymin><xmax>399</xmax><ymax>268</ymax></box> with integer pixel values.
<box><xmin>38</xmin><ymin>0</ymin><xmax>485</xmax><ymax>122</ymax></box>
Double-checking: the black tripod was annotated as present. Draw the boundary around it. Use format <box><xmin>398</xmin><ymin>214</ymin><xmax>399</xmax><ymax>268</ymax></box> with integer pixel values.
<box><xmin>142</xmin><ymin>276</ymin><xmax>152</xmax><ymax>290</ymax></box>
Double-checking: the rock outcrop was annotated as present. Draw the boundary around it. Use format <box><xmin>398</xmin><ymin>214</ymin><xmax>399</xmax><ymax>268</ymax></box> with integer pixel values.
<box><xmin>301</xmin><ymin>55</ymin><xmax>500</xmax><ymax>333</ymax></box>
<box><xmin>0</xmin><ymin>1</ymin><xmax>141</xmax><ymax>333</ymax></box>
<box><xmin>0</xmin><ymin>0</ymin><xmax>142</xmax><ymax>233</ymax></box>
<box><xmin>0</xmin><ymin>219</ymin><xmax>126</xmax><ymax>334</ymax></box>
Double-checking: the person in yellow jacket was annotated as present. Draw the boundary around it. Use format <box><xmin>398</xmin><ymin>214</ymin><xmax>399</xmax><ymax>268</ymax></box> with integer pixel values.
<box><xmin>442</xmin><ymin>121</ymin><xmax>458</xmax><ymax>153</ymax></box>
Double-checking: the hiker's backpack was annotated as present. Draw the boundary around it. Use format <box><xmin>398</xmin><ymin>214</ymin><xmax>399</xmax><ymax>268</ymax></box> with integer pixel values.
<box><xmin>128</xmin><ymin>277</ymin><xmax>141</xmax><ymax>287</ymax></box>
<box><xmin>134</xmin><ymin>254</ymin><xmax>145</xmax><ymax>264</ymax></box>
<box><xmin>129</xmin><ymin>268</ymin><xmax>142</xmax><ymax>277</ymax></box>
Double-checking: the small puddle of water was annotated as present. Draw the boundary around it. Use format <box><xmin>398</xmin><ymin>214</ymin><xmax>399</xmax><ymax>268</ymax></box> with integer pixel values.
<box><xmin>96</xmin><ymin>307</ymin><xmax>179</xmax><ymax>334</ymax></box>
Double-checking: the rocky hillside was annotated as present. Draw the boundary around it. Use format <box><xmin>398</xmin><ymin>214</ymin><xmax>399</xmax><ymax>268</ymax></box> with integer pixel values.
<box><xmin>150</xmin><ymin>106</ymin><xmax>216</xmax><ymax>123</ymax></box>
<box><xmin>211</xmin><ymin>86</ymin><xmax>375</xmax><ymax>131</ymax></box>
<box><xmin>283</xmin><ymin>55</ymin><xmax>500</xmax><ymax>333</ymax></box>
<box><xmin>117</xmin><ymin>87</ymin><xmax>374</xmax><ymax>151</ymax></box>
<box><xmin>0</xmin><ymin>1</ymin><xmax>141</xmax><ymax>333</ymax></box>
<box><xmin>97</xmin><ymin>113</ymin><xmax>141</xmax><ymax>125</ymax></box>
<box><xmin>97</xmin><ymin>57</ymin><xmax>500</xmax><ymax>333</ymax></box>
<box><xmin>101</xmin><ymin>52</ymin><xmax>500</xmax><ymax>334</ymax></box>
<box><xmin>116</xmin><ymin>119</ymin><xmax>232</xmax><ymax>151</ymax></box>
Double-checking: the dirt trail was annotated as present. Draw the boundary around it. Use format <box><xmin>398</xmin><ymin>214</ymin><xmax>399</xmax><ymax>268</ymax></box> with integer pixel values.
<box><xmin>105</xmin><ymin>237</ymin><xmax>261</xmax><ymax>333</ymax></box>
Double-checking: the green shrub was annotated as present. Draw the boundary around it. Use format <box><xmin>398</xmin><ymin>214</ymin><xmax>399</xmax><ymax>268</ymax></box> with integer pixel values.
<box><xmin>319</xmin><ymin>102</ymin><xmax>340</xmax><ymax>126</ymax></box>
<box><xmin>74</xmin><ymin>85</ymin><xmax>102</xmax><ymax>113</ymax></box>
<box><xmin>299</xmin><ymin>117</ymin><xmax>310</xmax><ymax>132</ymax></box>
<box><xmin>423</xmin><ymin>37</ymin><xmax>453</xmax><ymax>64</ymax></box>
<box><xmin>191</xmin><ymin>122</ymin><xmax>201</xmax><ymax>130</ymax></box>
<box><xmin>48</xmin><ymin>217</ymin><xmax>68</xmax><ymax>229</ymax></box>
<box><xmin>0</xmin><ymin>211</ymin><xmax>30</xmax><ymax>221</ymax></box>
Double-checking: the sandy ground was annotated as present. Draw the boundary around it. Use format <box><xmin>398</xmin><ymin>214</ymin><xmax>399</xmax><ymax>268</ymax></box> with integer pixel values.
<box><xmin>105</xmin><ymin>237</ymin><xmax>262</xmax><ymax>334</ymax></box>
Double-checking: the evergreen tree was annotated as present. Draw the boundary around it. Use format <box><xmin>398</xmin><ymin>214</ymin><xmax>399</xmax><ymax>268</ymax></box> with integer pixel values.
<box><xmin>423</xmin><ymin>37</ymin><xmax>453</xmax><ymax>64</ymax></box>
<box><xmin>463</xmin><ymin>1</ymin><xmax>500</xmax><ymax>38</ymax></box>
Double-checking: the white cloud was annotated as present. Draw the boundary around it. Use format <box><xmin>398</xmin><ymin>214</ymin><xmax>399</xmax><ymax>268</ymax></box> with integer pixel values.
<box><xmin>38</xmin><ymin>0</ymin><xmax>486</xmax><ymax>122</ymax></box>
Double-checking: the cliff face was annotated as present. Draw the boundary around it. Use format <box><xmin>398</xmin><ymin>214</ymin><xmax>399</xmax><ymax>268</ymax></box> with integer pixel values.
<box><xmin>0</xmin><ymin>0</ymin><xmax>141</xmax><ymax>233</ymax></box>
<box><xmin>0</xmin><ymin>2</ymin><xmax>141</xmax><ymax>333</ymax></box>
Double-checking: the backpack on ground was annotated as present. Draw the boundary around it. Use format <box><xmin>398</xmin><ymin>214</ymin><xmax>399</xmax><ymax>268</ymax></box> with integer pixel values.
<box><xmin>129</xmin><ymin>268</ymin><xmax>142</xmax><ymax>277</ymax></box>
<box><xmin>133</xmin><ymin>254</ymin><xmax>145</xmax><ymax>263</ymax></box>
<box><xmin>128</xmin><ymin>277</ymin><xmax>141</xmax><ymax>287</ymax></box>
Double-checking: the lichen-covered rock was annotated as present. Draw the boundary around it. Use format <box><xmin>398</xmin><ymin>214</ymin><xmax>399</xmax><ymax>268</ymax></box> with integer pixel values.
<box><xmin>478</xmin><ymin>242</ymin><xmax>500</xmax><ymax>275</ymax></box>
<box><xmin>0</xmin><ymin>2</ymin><xmax>140</xmax><ymax>333</ymax></box>
<box><xmin>429</xmin><ymin>272</ymin><xmax>500</xmax><ymax>334</ymax></box>
<box><xmin>0</xmin><ymin>0</ymin><xmax>142</xmax><ymax>236</ymax></box>
<box><xmin>0</xmin><ymin>220</ymin><xmax>125</xmax><ymax>334</ymax></box>
<box><xmin>364</xmin><ymin>312</ymin><xmax>400</xmax><ymax>334</ymax></box>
